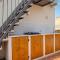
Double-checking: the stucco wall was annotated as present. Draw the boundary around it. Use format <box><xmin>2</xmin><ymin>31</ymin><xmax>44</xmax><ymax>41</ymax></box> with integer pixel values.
<box><xmin>0</xmin><ymin>0</ymin><xmax>22</xmax><ymax>27</ymax></box>
<box><xmin>14</xmin><ymin>4</ymin><xmax>55</xmax><ymax>34</ymax></box>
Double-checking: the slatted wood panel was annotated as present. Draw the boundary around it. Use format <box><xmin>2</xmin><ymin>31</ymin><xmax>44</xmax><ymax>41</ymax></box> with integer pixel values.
<box><xmin>55</xmin><ymin>34</ymin><xmax>60</xmax><ymax>51</ymax></box>
<box><xmin>12</xmin><ymin>36</ymin><xmax>28</xmax><ymax>60</ymax></box>
<box><xmin>45</xmin><ymin>34</ymin><xmax>54</xmax><ymax>55</ymax></box>
<box><xmin>31</xmin><ymin>35</ymin><xmax>43</xmax><ymax>59</ymax></box>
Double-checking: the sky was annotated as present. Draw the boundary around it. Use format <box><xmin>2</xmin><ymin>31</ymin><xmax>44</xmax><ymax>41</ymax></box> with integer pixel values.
<box><xmin>55</xmin><ymin>0</ymin><xmax>60</xmax><ymax>17</ymax></box>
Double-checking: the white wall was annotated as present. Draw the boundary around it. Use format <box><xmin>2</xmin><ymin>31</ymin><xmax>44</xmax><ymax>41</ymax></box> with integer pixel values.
<box><xmin>0</xmin><ymin>0</ymin><xmax>22</xmax><ymax>27</ymax></box>
<box><xmin>14</xmin><ymin>4</ymin><xmax>55</xmax><ymax>35</ymax></box>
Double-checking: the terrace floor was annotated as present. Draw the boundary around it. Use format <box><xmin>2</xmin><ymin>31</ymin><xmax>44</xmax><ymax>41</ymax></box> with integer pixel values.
<box><xmin>41</xmin><ymin>52</ymin><xmax>60</xmax><ymax>60</ymax></box>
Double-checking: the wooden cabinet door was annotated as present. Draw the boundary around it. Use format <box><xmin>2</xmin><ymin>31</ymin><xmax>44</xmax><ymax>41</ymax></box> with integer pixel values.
<box><xmin>55</xmin><ymin>34</ymin><xmax>60</xmax><ymax>51</ymax></box>
<box><xmin>45</xmin><ymin>34</ymin><xmax>54</xmax><ymax>55</ymax></box>
<box><xmin>31</xmin><ymin>35</ymin><xmax>43</xmax><ymax>59</ymax></box>
<box><xmin>12</xmin><ymin>36</ymin><xmax>28</xmax><ymax>60</ymax></box>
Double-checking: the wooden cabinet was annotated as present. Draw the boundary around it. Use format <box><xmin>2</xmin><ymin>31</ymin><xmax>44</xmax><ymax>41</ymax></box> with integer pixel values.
<box><xmin>7</xmin><ymin>34</ymin><xmax>60</xmax><ymax>60</ymax></box>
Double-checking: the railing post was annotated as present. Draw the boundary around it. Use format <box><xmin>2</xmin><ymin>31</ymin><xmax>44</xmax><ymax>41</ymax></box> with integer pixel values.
<box><xmin>54</xmin><ymin>33</ymin><xmax>55</xmax><ymax>53</ymax></box>
<box><xmin>43</xmin><ymin>34</ymin><xmax>45</xmax><ymax>56</ymax></box>
<box><xmin>28</xmin><ymin>36</ymin><xmax>31</xmax><ymax>60</ymax></box>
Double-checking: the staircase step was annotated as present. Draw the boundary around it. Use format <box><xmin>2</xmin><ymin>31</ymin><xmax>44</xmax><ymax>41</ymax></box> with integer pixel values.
<box><xmin>13</xmin><ymin>22</ymin><xmax>20</xmax><ymax>26</ymax></box>
<box><xmin>9</xmin><ymin>24</ymin><xmax>11</xmax><ymax>26</ymax></box>
<box><xmin>8</xmin><ymin>21</ymin><xmax>19</xmax><ymax>27</ymax></box>
<box><xmin>10</xmin><ymin>30</ymin><xmax>14</xmax><ymax>33</ymax></box>
<box><xmin>3</xmin><ymin>31</ymin><xmax>6</xmax><ymax>34</ymax></box>
<box><xmin>27</xmin><ymin>5</ymin><xmax>32</xmax><ymax>8</ymax></box>
<box><xmin>35</xmin><ymin>0</ymin><xmax>54</xmax><ymax>6</ymax></box>
<box><xmin>17</xmin><ymin>17</ymin><xmax>24</xmax><ymax>20</ymax></box>
<box><xmin>15</xmin><ymin>22</ymin><xmax>20</xmax><ymax>25</ymax></box>
<box><xmin>15</xmin><ymin>12</ymin><xmax>19</xmax><ymax>16</ymax></box>
<box><xmin>3</xmin><ymin>38</ymin><xmax>8</xmax><ymax>42</ymax></box>
<box><xmin>23</xmin><ymin>11</ymin><xmax>29</xmax><ymax>13</ymax></box>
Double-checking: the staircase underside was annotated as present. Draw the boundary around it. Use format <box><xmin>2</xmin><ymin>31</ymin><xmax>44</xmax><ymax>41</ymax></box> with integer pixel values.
<box><xmin>33</xmin><ymin>0</ymin><xmax>54</xmax><ymax>6</ymax></box>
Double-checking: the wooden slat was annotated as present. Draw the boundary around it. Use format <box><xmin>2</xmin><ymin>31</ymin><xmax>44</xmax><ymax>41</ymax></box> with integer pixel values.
<box><xmin>12</xmin><ymin>36</ymin><xmax>28</xmax><ymax>60</ymax></box>
<box><xmin>45</xmin><ymin>34</ymin><xmax>54</xmax><ymax>55</ymax></box>
<box><xmin>55</xmin><ymin>34</ymin><xmax>60</xmax><ymax>51</ymax></box>
<box><xmin>31</xmin><ymin>35</ymin><xmax>43</xmax><ymax>59</ymax></box>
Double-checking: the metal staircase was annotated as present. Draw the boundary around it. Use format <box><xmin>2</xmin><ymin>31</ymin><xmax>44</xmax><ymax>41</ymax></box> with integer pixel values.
<box><xmin>0</xmin><ymin>0</ymin><xmax>55</xmax><ymax>47</ymax></box>
<box><xmin>0</xmin><ymin>0</ymin><xmax>32</xmax><ymax>46</ymax></box>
